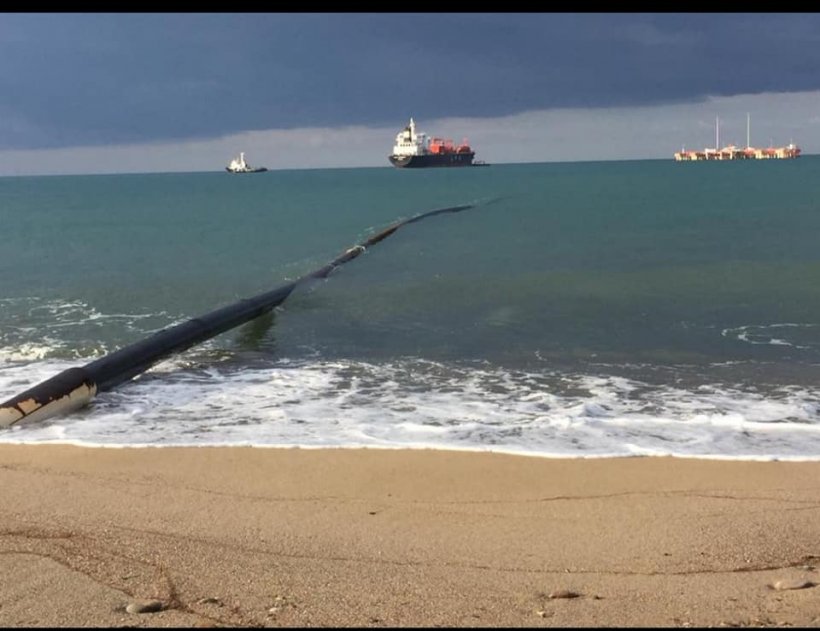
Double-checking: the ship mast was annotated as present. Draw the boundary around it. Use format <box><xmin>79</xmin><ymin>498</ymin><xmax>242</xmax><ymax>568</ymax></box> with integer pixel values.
<box><xmin>715</xmin><ymin>116</ymin><xmax>720</xmax><ymax>150</ymax></box>
<box><xmin>746</xmin><ymin>113</ymin><xmax>751</xmax><ymax>148</ymax></box>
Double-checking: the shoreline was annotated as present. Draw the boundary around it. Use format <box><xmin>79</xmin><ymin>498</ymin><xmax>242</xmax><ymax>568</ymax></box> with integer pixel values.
<box><xmin>5</xmin><ymin>440</ymin><xmax>820</xmax><ymax>462</ymax></box>
<box><xmin>1</xmin><ymin>445</ymin><xmax>819</xmax><ymax>627</ymax></box>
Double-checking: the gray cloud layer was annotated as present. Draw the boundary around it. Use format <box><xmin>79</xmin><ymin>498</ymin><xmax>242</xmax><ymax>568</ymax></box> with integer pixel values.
<box><xmin>2</xmin><ymin>13</ymin><xmax>820</xmax><ymax>152</ymax></box>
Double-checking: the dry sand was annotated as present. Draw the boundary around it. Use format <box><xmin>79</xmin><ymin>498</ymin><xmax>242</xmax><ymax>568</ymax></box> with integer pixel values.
<box><xmin>1</xmin><ymin>444</ymin><xmax>819</xmax><ymax>627</ymax></box>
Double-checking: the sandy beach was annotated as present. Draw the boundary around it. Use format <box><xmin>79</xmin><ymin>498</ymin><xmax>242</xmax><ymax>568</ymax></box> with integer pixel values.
<box><xmin>0</xmin><ymin>445</ymin><xmax>818</xmax><ymax>627</ymax></box>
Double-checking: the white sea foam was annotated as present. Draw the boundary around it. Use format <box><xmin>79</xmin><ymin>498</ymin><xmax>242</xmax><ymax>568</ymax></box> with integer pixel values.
<box><xmin>722</xmin><ymin>323</ymin><xmax>819</xmax><ymax>349</ymax></box>
<box><xmin>2</xmin><ymin>356</ymin><xmax>819</xmax><ymax>460</ymax></box>
<box><xmin>0</xmin><ymin>341</ymin><xmax>59</xmax><ymax>362</ymax></box>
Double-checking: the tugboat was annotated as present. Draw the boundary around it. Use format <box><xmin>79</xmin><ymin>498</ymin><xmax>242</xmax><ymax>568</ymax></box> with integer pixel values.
<box><xmin>225</xmin><ymin>152</ymin><xmax>268</xmax><ymax>173</ymax></box>
<box><xmin>388</xmin><ymin>118</ymin><xmax>485</xmax><ymax>168</ymax></box>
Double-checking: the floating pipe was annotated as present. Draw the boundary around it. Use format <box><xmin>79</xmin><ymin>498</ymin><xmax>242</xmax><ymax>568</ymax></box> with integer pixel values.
<box><xmin>0</xmin><ymin>203</ymin><xmax>476</xmax><ymax>428</ymax></box>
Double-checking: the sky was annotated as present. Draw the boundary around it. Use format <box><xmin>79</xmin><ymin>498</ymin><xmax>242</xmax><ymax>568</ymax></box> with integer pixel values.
<box><xmin>1</xmin><ymin>12</ymin><xmax>819</xmax><ymax>176</ymax></box>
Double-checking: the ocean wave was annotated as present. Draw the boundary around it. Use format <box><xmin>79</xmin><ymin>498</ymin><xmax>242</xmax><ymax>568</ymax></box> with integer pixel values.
<box><xmin>722</xmin><ymin>323</ymin><xmax>820</xmax><ymax>349</ymax></box>
<box><xmin>2</xmin><ymin>357</ymin><xmax>819</xmax><ymax>460</ymax></box>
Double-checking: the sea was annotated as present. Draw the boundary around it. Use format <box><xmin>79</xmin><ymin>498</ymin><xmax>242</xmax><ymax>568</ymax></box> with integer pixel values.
<box><xmin>2</xmin><ymin>158</ymin><xmax>820</xmax><ymax>460</ymax></box>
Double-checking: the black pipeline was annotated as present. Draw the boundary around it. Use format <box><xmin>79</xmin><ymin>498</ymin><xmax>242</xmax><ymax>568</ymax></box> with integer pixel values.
<box><xmin>0</xmin><ymin>203</ymin><xmax>476</xmax><ymax>428</ymax></box>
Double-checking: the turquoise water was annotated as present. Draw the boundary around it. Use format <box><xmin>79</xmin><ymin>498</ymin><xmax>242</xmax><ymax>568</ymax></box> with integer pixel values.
<box><xmin>2</xmin><ymin>159</ymin><xmax>820</xmax><ymax>457</ymax></box>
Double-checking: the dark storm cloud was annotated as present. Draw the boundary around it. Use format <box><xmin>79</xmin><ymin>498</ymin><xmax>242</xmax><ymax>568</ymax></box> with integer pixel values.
<box><xmin>1</xmin><ymin>12</ymin><xmax>819</xmax><ymax>151</ymax></box>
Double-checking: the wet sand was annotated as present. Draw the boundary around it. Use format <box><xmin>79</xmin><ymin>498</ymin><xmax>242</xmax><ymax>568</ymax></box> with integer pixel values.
<box><xmin>1</xmin><ymin>445</ymin><xmax>819</xmax><ymax>627</ymax></box>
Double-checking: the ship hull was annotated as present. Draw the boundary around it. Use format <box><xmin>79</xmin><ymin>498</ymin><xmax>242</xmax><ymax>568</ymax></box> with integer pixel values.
<box><xmin>389</xmin><ymin>152</ymin><xmax>476</xmax><ymax>168</ymax></box>
<box><xmin>225</xmin><ymin>167</ymin><xmax>268</xmax><ymax>173</ymax></box>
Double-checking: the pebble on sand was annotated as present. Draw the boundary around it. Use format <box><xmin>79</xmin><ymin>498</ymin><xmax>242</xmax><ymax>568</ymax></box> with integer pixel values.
<box><xmin>126</xmin><ymin>599</ymin><xmax>165</xmax><ymax>614</ymax></box>
<box><xmin>548</xmin><ymin>589</ymin><xmax>581</xmax><ymax>599</ymax></box>
<box><xmin>771</xmin><ymin>579</ymin><xmax>814</xmax><ymax>591</ymax></box>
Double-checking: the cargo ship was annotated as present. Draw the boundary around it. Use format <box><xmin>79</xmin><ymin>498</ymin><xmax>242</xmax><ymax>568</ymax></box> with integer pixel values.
<box><xmin>674</xmin><ymin>115</ymin><xmax>801</xmax><ymax>161</ymax></box>
<box><xmin>388</xmin><ymin>118</ymin><xmax>485</xmax><ymax>168</ymax></box>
